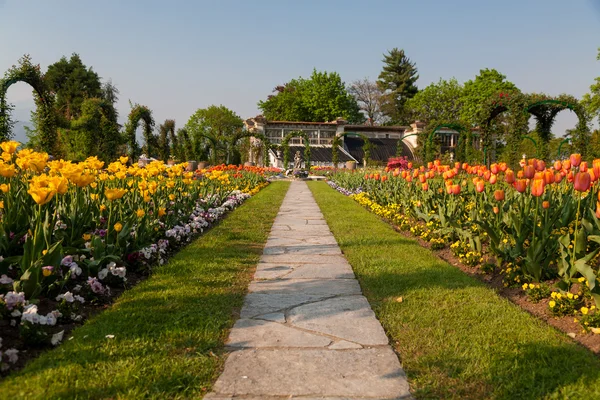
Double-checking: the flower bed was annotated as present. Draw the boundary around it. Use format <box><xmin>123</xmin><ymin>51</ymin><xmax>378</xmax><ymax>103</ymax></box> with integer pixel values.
<box><xmin>328</xmin><ymin>155</ymin><xmax>600</xmax><ymax>348</ymax></box>
<box><xmin>0</xmin><ymin>142</ymin><xmax>269</xmax><ymax>374</ymax></box>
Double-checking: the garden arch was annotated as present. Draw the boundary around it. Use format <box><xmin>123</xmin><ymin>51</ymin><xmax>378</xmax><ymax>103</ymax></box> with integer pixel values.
<box><xmin>479</xmin><ymin>91</ymin><xmax>530</xmax><ymax>167</ymax></box>
<box><xmin>230</xmin><ymin>131</ymin><xmax>272</xmax><ymax>166</ymax></box>
<box><xmin>282</xmin><ymin>130</ymin><xmax>311</xmax><ymax>169</ymax></box>
<box><xmin>0</xmin><ymin>55</ymin><xmax>57</xmax><ymax>154</ymax></box>
<box><xmin>525</xmin><ymin>94</ymin><xmax>590</xmax><ymax>160</ymax></box>
<box><xmin>125</xmin><ymin>104</ymin><xmax>155</xmax><ymax>159</ymax></box>
<box><xmin>332</xmin><ymin>132</ymin><xmax>372</xmax><ymax>168</ymax></box>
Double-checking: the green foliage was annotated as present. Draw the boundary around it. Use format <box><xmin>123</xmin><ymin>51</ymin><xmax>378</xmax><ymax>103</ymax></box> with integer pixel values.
<box><xmin>581</xmin><ymin>49</ymin><xmax>600</xmax><ymax>129</ymax></box>
<box><xmin>64</xmin><ymin>98</ymin><xmax>121</xmax><ymax>161</ymax></box>
<box><xmin>377</xmin><ymin>48</ymin><xmax>419</xmax><ymax>124</ymax></box>
<box><xmin>258</xmin><ymin>69</ymin><xmax>364</xmax><ymax>124</ymax></box>
<box><xmin>157</xmin><ymin>119</ymin><xmax>175</xmax><ymax>161</ymax></box>
<box><xmin>45</xmin><ymin>53</ymin><xmax>102</xmax><ymax>122</ymax></box>
<box><xmin>281</xmin><ymin>130</ymin><xmax>311</xmax><ymax>168</ymax></box>
<box><xmin>461</xmin><ymin>69</ymin><xmax>520</xmax><ymax>126</ymax></box>
<box><xmin>185</xmin><ymin>105</ymin><xmax>243</xmax><ymax>163</ymax></box>
<box><xmin>406</xmin><ymin>78</ymin><xmax>464</xmax><ymax>123</ymax></box>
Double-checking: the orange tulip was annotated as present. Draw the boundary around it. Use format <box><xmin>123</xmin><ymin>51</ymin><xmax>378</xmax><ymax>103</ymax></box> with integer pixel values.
<box><xmin>505</xmin><ymin>169</ymin><xmax>516</xmax><ymax>184</ymax></box>
<box><xmin>542</xmin><ymin>201</ymin><xmax>550</xmax><ymax>209</ymax></box>
<box><xmin>555</xmin><ymin>173</ymin><xmax>563</xmax><ymax>183</ymax></box>
<box><xmin>393</xmin><ymin>169</ymin><xmax>400</xmax><ymax>177</ymax></box>
<box><xmin>489</xmin><ymin>174</ymin><xmax>497</xmax><ymax>184</ymax></box>
<box><xmin>580</xmin><ymin>161</ymin><xmax>588</xmax><ymax>172</ymax></box>
<box><xmin>570</xmin><ymin>154</ymin><xmax>582</xmax><ymax>167</ymax></box>
<box><xmin>590</xmin><ymin>169</ymin><xmax>597</xmax><ymax>182</ymax></box>
<box><xmin>597</xmin><ymin>202</ymin><xmax>600</xmax><ymax>219</ymax></box>
<box><xmin>494</xmin><ymin>189</ymin><xmax>505</xmax><ymax>201</ymax></box>
<box><xmin>422</xmin><ymin>183</ymin><xmax>429</xmax><ymax>191</ymax></box>
<box><xmin>451</xmin><ymin>184</ymin><xmax>461</xmax><ymax>195</ymax></box>
<box><xmin>514</xmin><ymin>179</ymin><xmax>527</xmax><ymax>193</ymax></box>
<box><xmin>563</xmin><ymin>159</ymin><xmax>571</xmax><ymax>170</ymax></box>
<box><xmin>407</xmin><ymin>162</ymin><xmax>413</xmax><ymax>169</ymax></box>
<box><xmin>381</xmin><ymin>175</ymin><xmax>388</xmax><ymax>182</ymax></box>
<box><xmin>406</xmin><ymin>175</ymin><xmax>412</xmax><ymax>183</ymax></box>
<box><xmin>490</xmin><ymin>163</ymin><xmax>499</xmax><ymax>174</ymax></box>
<box><xmin>475</xmin><ymin>180</ymin><xmax>485</xmax><ymax>193</ymax></box>
<box><xmin>517</xmin><ymin>170</ymin><xmax>524</xmax><ymax>179</ymax></box>
<box><xmin>419</xmin><ymin>174</ymin><xmax>426</xmax><ymax>183</ymax></box>
<box><xmin>534</xmin><ymin>159</ymin><xmax>546</xmax><ymax>171</ymax></box>
<box><xmin>530</xmin><ymin>178</ymin><xmax>545</xmax><ymax>197</ymax></box>
<box><xmin>554</xmin><ymin>160</ymin><xmax>562</xmax><ymax>171</ymax></box>
<box><xmin>574</xmin><ymin>171</ymin><xmax>591</xmax><ymax>192</ymax></box>
<box><xmin>493</xmin><ymin>206</ymin><xmax>500</xmax><ymax>214</ymax></box>
<box><xmin>543</xmin><ymin>170</ymin><xmax>555</xmax><ymax>185</ymax></box>
<box><xmin>523</xmin><ymin>165</ymin><xmax>535</xmax><ymax>179</ymax></box>
<box><xmin>499</xmin><ymin>163</ymin><xmax>508</xmax><ymax>172</ymax></box>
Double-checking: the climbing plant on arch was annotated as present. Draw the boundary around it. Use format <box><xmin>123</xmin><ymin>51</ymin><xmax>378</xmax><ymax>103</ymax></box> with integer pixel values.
<box><xmin>525</xmin><ymin>93</ymin><xmax>590</xmax><ymax>160</ymax></box>
<box><xmin>0</xmin><ymin>55</ymin><xmax>58</xmax><ymax>154</ymax></box>
<box><xmin>230</xmin><ymin>131</ymin><xmax>272</xmax><ymax>166</ymax></box>
<box><xmin>479</xmin><ymin>91</ymin><xmax>529</xmax><ymax>167</ymax></box>
<box><xmin>281</xmin><ymin>131</ymin><xmax>311</xmax><ymax>169</ymax></box>
<box><xmin>332</xmin><ymin>132</ymin><xmax>372</xmax><ymax>167</ymax></box>
<box><xmin>124</xmin><ymin>104</ymin><xmax>155</xmax><ymax>159</ymax></box>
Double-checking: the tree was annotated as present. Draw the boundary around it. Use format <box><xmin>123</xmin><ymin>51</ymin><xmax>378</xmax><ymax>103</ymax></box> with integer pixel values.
<box><xmin>460</xmin><ymin>68</ymin><xmax>520</xmax><ymax>126</ymax></box>
<box><xmin>185</xmin><ymin>105</ymin><xmax>243</xmax><ymax>163</ymax></box>
<box><xmin>157</xmin><ymin>119</ymin><xmax>176</xmax><ymax>161</ymax></box>
<box><xmin>348</xmin><ymin>78</ymin><xmax>386</xmax><ymax>125</ymax></box>
<box><xmin>45</xmin><ymin>53</ymin><xmax>103</xmax><ymax>122</ymax></box>
<box><xmin>582</xmin><ymin>48</ymin><xmax>600</xmax><ymax>129</ymax></box>
<box><xmin>406</xmin><ymin>78</ymin><xmax>464</xmax><ymax>123</ymax></box>
<box><xmin>258</xmin><ymin>69</ymin><xmax>364</xmax><ymax>123</ymax></box>
<box><xmin>377</xmin><ymin>48</ymin><xmax>419</xmax><ymax>124</ymax></box>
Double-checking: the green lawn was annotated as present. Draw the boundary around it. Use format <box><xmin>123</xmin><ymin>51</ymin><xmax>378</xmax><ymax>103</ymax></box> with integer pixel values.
<box><xmin>308</xmin><ymin>181</ymin><xmax>600</xmax><ymax>400</ymax></box>
<box><xmin>0</xmin><ymin>181</ymin><xmax>289</xmax><ymax>400</ymax></box>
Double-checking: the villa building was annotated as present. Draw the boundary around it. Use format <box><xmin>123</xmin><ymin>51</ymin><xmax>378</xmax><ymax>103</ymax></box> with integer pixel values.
<box><xmin>243</xmin><ymin>115</ymin><xmax>479</xmax><ymax>168</ymax></box>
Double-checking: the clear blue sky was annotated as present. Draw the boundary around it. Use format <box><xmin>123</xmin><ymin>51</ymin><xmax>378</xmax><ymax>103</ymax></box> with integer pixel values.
<box><xmin>1</xmin><ymin>0</ymin><xmax>599</xmax><ymax>143</ymax></box>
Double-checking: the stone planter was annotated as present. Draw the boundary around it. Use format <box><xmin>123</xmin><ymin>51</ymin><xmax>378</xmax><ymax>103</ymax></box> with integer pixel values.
<box><xmin>167</xmin><ymin>160</ymin><xmax>176</xmax><ymax>166</ymax></box>
<box><xmin>197</xmin><ymin>161</ymin><xmax>208</xmax><ymax>169</ymax></box>
<box><xmin>346</xmin><ymin>161</ymin><xmax>357</xmax><ymax>170</ymax></box>
<box><xmin>244</xmin><ymin>162</ymin><xmax>255</xmax><ymax>167</ymax></box>
<box><xmin>186</xmin><ymin>161</ymin><xmax>198</xmax><ymax>172</ymax></box>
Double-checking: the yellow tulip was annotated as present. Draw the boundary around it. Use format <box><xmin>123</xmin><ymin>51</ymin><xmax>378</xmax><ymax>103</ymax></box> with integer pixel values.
<box><xmin>48</xmin><ymin>175</ymin><xmax>69</xmax><ymax>195</ymax></box>
<box><xmin>136</xmin><ymin>209</ymin><xmax>145</xmax><ymax>218</ymax></box>
<box><xmin>119</xmin><ymin>156</ymin><xmax>129</xmax><ymax>164</ymax></box>
<box><xmin>0</xmin><ymin>183</ymin><xmax>9</xmax><ymax>193</ymax></box>
<box><xmin>105</xmin><ymin>188</ymin><xmax>128</xmax><ymax>201</ymax></box>
<box><xmin>28</xmin><ymin>185</ymin><xmax>56</xmax><ymax>205</ymax></box>
<box><xmin>0</xmin><ymin>141</ymin><xmax>20</xmax><ymax>154</ymax></box>
<box><xmin>0</xmin><ymin>162</ymin><xmax>16</xmax><ymax>178</ymax></box>
<box><xmin>158</xmin><ymin>207</ymin><xmax>166</xmax><ymax>217</ymax></box>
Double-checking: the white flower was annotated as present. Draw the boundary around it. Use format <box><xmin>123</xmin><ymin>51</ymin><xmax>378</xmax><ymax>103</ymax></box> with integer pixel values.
<box><xmin>98</xmin><ymin>268</ymin><xmax>108</xmax><ymax>280</ymax></box>
<box><xmin>56</xmin><ymin>291</ymin><xmax>75</xmax><ymax>303</ymax></box>
<box><xmin>107</xmin><ymin>261</ymin><xmax>116</xmax><ymax>269</ymax></box>
<box><xmin>105</xmin><ymin>334</ymin><xmax>115</xmax><ymax>339</ymax></box>
<box><xmin>4</xmin><ymin>348</ymin><xmax>18</xmax><ymax>363</ymax></box>
<box><xmin>0</xmin><ymin>274</ymin><xmax>13</xmax><ymax>285</ymax></box>
<box><xmin>10</xmin><ymin>310</ymin><xmax>21</xmax><ymax>317</ymax></box>
<box><xmin>51</xmin><ymin>331</ymin><xmax>64</xmax><ymax>346</ymax></box>
<box><xmin>69</xmin><ymin>263</ymin><xmax>82</xmax><ymax>277</ymax></box>
<box><xmin>74</xmin><ymin>295</ymin><xmax>85</xmax><ymax>303</ymax></box>
<box><xmin>38</xmin><ymin>315</ymin><xmax>48</xmax><ymax>325</ymax></box>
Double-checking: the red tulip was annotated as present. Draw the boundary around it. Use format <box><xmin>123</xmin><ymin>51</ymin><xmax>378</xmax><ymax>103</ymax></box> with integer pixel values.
<box><xmin>570</xmin><ymin>154</ymin><xmax>582</xmax><ymax>167</ymax></box>
<box><xmin>555</xmin><ymin>173</ymin><xmax>563</xmax><ymax>183</ymax></box>
<box><xmin>574</xmin><ymin>171</ymin><xmax>591</xmax><ymax>192</ymax></box>
<box><xmin>534</xmin><ymin>159</ymin><xmax>546</xmax><ymax>171</ymax></box>
<box><xmin>490</xmin><ymin>163</ymin><xmax>499</xmax><ymax>174</ymax></box>
<box><xmin>494</xmin><ymin>189</ymin><xmax>505</xmax><ymax>201</ymax></box>
<box><xmin>530</xmin><ymin>178</ymin><xmax>545</xmax><ymax>197</ymax></box>
<box><xmin>580</xmin><ymin>161</ymin><xmax>588</xmax><ymax>172</ymax></box>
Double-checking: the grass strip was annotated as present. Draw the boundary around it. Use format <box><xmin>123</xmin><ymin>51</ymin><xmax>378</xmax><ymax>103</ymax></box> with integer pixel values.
<box><xmin>308</xmin><ymin>181</ymin><xmax>600</xmax><ymax>400</ymax></box>
<box><xmin>0</xmin><ymin>181</ymin><xmax>290</xmax><ymax>400</ymax></box>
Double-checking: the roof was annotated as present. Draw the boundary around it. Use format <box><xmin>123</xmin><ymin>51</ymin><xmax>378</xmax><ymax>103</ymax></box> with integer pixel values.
<box><xmin>287</xmin><ymin>146</ymin><xmax>355</xmax><ymax>162</ymax></box>
<box><xmin>344</xmin><ymin>137</ymin><xmax>414</xmax><ymax>163</ymax></box>
<box><xmin>266</xmin><ymin>120</ymin><xmax>340</xmax><ymax>126</ymax></box>
<box><xmin>343</xmin><ymin>125</ymin><xmax>409</xmax><ymax>133</ymax></box>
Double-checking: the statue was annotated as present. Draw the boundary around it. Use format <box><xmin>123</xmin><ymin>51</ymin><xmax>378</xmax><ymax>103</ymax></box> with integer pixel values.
<box><xmin>293</xmin><ymin>151</ymin><xmax>302</xmax><ymax>169</ymax></box>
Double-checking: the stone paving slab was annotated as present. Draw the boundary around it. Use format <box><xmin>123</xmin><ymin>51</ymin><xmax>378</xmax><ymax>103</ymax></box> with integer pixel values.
<box><xmin>210</xmin><ymin>348</ymin><xmax>411</xmax><ymax>399</ymax></box>
<box><xmin>207</xmin><ymin>181</ymin><xmax>411</xmax><ymax>399</ymax></box>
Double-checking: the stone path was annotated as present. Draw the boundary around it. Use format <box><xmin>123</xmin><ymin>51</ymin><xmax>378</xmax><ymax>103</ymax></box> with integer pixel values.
<box><xmin>206</xmin><ymin>181</ymin><xmax>411</xmax><ymax>399</ymax></box>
